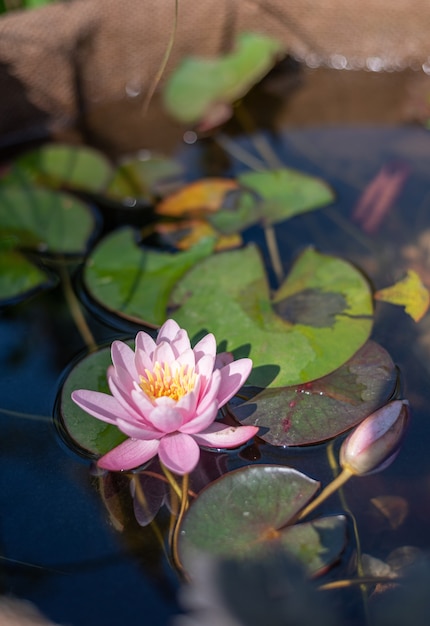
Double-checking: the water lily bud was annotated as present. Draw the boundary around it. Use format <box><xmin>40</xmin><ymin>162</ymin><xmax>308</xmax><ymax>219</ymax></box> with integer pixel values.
<box><xmin>340</xmin><ymin>400</ymin><xmax>410</xmax><ymax>476</ymax></box>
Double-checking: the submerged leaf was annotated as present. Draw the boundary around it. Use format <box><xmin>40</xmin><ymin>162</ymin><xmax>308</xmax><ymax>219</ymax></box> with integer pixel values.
<box><xmin>178</xmin><ymin>465</ymin><xmax>346</xmax><ymax>576</ymax></box>
<box><xmin>233</xmin><ymin>341</ymin><xmax>397</xmax><ymax>446</ymax></box>
<box><xmin>374</xmin><ymin>269</ymin><xmax>430</xmax><ymax>322</ymax></box>
<box><xmin>172</xmin><ymin>245</ymin><xmax>373</xmax><ymax>387</ymax></box>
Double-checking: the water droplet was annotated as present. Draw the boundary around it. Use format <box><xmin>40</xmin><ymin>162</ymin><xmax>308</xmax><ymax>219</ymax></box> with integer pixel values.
<box><xmin>183</xmin><ymin>131</ymin><xmax>197</xmax><ymax>145</ymax></box>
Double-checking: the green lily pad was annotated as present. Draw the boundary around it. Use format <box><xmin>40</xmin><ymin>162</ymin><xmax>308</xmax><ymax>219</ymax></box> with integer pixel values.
<box><xmin>59</xmin><ymin>345</ymin><xmax>128</xmax><ymax>456</ymax></box>
<box><xmin>233</xmin><ymin>341</ymin><xmax>397</xmax><ymax>446</ymax></box>
<box><xmin>210</xmin><ymin>168</ymin><xmax>334</xmax><ymax>232</ymax></box>
<box><xmin>2</xmin><ymin>144</ymin><xmax>112</xmax><ymax>193</ymax></box>
<box><xmin>0</xmin><ymin>248</ymin><xmax>56</xmax><ymax>303</ymax></box>
<box><xmin>0</xmin><ymin>185</ymin><xmax>96</xmax><ymax>253</ymax></box>
<box><xmin>163</xmin><ymin>32</ymin><xmax>284</xmax><ymax>124</ymax></box>
<box><xmin>178</xmin><ymin>465</ymin><xmax>347</xmax><ymax>577</ymax></box>
<box><xmin>171</xmin><ymin>245</ymin><xmax>373</xmax><ymax>387</ymax></box>
<box><xmin>83</xmin><ymin>227</ymin><xmax>214</xmax><ymax>327</ymax></box>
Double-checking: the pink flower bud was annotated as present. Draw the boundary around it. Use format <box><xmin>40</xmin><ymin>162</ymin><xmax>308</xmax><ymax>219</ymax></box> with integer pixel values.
<box><xmin>340</xmin><ymin>400</ymin><xmax>410</xmax><ymax>476</ymax></box>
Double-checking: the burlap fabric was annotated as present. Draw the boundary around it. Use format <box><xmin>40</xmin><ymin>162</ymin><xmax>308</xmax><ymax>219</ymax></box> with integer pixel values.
<box><xmin>1</xmin><ymin>0</ymin><xmax>430</xmax><ymax>153</ymax></box>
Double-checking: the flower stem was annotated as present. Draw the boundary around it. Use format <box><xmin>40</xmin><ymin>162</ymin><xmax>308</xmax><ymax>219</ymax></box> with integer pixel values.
<box><xmin>296</xmin><ymin>467</ymin><xmax>353</xmax><ymax>521</ymax></box>
<box><xmin>172</xmin><ymin>473</ymin><xmax>189</xmax><ymax>576</ymax></box>
<box><xmin>160</xmin><ymin>464</ymin><xmax>183</xmax><ymax>501</ymax></box>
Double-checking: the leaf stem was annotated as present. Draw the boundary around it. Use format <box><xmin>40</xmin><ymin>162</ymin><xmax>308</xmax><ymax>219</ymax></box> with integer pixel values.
<box><xmin>58</xmin><ymin>260</ymin><xmax>97</xmax><ymax>353</ymax></box>
<box><xmin>296</xmin><ymin>467</ymin><xmax>353</xmax><ymax>521</ymax></box>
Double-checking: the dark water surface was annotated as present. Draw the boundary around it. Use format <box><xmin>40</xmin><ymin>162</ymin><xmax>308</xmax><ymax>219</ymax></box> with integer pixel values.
<box><xmin>2</xmin><ymin>65</ymin><xmax>430</xmax><ymax>625</ymax></box>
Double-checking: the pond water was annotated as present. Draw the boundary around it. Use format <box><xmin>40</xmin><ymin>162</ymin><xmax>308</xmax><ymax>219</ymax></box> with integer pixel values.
<box><xmin>2</xmin><ymin>65</ymin><xmax>430</xmax><ymax>625</ymax></box>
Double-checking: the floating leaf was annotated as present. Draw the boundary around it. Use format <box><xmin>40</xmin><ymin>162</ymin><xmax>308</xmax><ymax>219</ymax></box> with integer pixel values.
<box><xmin>178</xmin><ymin>465</ymin><xmax>347</xmax><ymax>576</ymax></box>
<box><xmin>83</xmin><ymin>227</ymin><xmax>214</xmax><ymax>327</ymax></box>
<box><xmin>374</xmin><ymin>269</ymin><xmax>430</xmax><ymax>322</ymax></box>
<box><xmin>163</xmin><ymin>33</ymin><xmax>284</xmax><ymax>124</ymax></box>
<box><xmin>59</xmin><ymin>344</ymin><xmax>128</xmax><ymax>456</ymax></box>
<box><xmin>0</xmin><ymin>248</ymin><xmax>55</xmax><ymax>303</ymax></box>
<box><xmin>209</xmin><ymin>168</ymin><xmax>334</xmax><ymax>233</ymax></box>
<box><xmin>156</xmin><ymin>178</ymin><xmax>239</xmax><ymax>217</ymax></box>
<box><xmin>233</xmin><ymin>341</ymin><xmax>397</xmax><ymax>446</ymax></box>
<box><xmin>171</xmin><ymin>245</ymin><xmax>373</xmax><ymax>387</ymax></box>
<box><xmin>2</xmin><ymin>144</ymin><xmax>112</xmax><ymax>193</ymax></box>
<box><xmin>0</xmin><ymin>185</ymin><xmax>96</xmax><ymax>254</ymax></box>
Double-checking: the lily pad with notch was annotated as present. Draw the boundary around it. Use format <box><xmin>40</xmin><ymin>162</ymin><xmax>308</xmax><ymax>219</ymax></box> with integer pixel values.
<box><xmin>178</xmin><ymin>464</ymin><xmax>347</xmax><ymax>577</ymax></box>
<box><xmin>171</xmin><ymin>245</ymin><xmax>373</xmax><ymax>387</ymax></box>
<box><xmin>232</xmin><ymin>341</ymin><xmax>398</xmax><ymax>446</ymax></box>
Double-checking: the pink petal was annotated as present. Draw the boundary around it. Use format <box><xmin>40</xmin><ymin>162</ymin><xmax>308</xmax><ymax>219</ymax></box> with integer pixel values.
<box><xmin>214</xmin><ymin>351</ymin><xmax>234</xmax><ymax>370</ymax></box>
<box><xmin>135</xmin><ymin>331</ymin><xmax>156</xmax><ymax>360</ymax></box>
<box><xmin>217</xmin><ymin>358</ymin><xmax>252</xmax><ymax>407</ymax></box>
<box><xmin>135</xmin><ymin>347</ymin><xmax>154</xmax><ymax>376</ymax></box>
<box><xmin>193</xmin><ymin>333</ymin><xmax>216</xmax><ymax>363</ymax></box>
<box><xmin>111</xmin><ymin>340</ymin><xmax>138</xmax><ymax>381</ymax></box>
<box><xmin>157</xmin><ymin>319</ymin><xmax>181</xmax><ymax>343</ymax></box>
<box><xmin>195</xmin><ymin>369</ymin><xmax>221</xmax><ymax>413</ymax></box>
<box><xmin>131</xmin><ymin>386</ymin><xmax>158</xmax><ymax>416</ymax></box>
<box><xmin>170</xmin><ymin>328</ymin><xmax>191</xmax><ymax>357</ymax></box>
<box><xmin>180</xmin><ymin>399</ymin><xmax>219</xmax><ymax>435</ymax></box>
<box><xmin>98</xmin><ymin>438</ymin><xmax>160</xmax><ymax>471</ymax></box>
<box><xmin>115</xmin><ymin>418</ymin><xmax>164</xmax><ymax>440</ymax></box>
<box><xmin>71</xmin><ymin>389</ymin><xmax>131</xmax><ymax>425</ymax></box>
<box><xmin>192</xmin><ymin>422</ymin><xmax>258</xmax><ymax>449</ymax></box>
<box><xmin>153</xmin><ymin>340</ymin><xmax>176</xmax><ymax>364</ymax></box>
<box><xmin>176</xmin><ymin>348</ymin><xmax>196</xmax><ymax>369</ymax></box>
<box><xmin>158</xmin><ymin>433</ymin><xmax>200</xmax><ymax>475</ymax></box>
<box><xmin>176</xmin><ymin>387</ymin><xmax>200</xmax><ymax>420</ymax></box>
<box><xmin>145</xmin><ymin>402</ymin><xmax>184</xmax><ymax>433</ymax></box>
<box><xmin>195</xmin><ymin>353</ymin><xmax>215</xmax><ymax>382</ymax></box>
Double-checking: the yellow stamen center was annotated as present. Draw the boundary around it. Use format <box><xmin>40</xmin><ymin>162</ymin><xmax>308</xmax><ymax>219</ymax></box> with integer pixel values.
<box><xmin>139</xmin><ymin>361</ymin><xmax>197</xmax><ymax>401</ymax></box>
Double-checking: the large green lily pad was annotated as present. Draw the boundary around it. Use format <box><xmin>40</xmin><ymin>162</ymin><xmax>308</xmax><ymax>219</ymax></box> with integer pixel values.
<box><xmin>233</xmin><ymin>341</ymin><xmax>397</xmax><ymax>446</ymax></box>
<box><xmin>171</xmin><ymin>245</ymin><xmax>373</xmax><ymax>387</ymax></box>
<box><xmin>59</xmin><ymin>344</ymin><xmax>128</xmax><ymax>456</ymax></box>
<box><xmin>178</xmin><ymin>465</ymin><xmax>347</xmax><ymax>577</ymax></box>
<box><xmin>83</xmin><ymin>227</ymin><xmax>214</xmax><ymax>327</ymax></box>
<box><xmin>163</xmin><ymin>33</ymin><xmax>284</xmax><ymax>124</ymax></box>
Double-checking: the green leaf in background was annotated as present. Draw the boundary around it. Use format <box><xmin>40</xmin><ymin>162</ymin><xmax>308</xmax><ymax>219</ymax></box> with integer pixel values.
<box><xmin>163</xmin><ymin>33</ymin><xmax>284</xmax><ymax>124</ymax></box>
<box><xmin>59</xmin><ymin>345</ymin><xmax>128</xmax><ymax>456</ymax></box>
<box><xmin>83</xmin><ymin>227</ymin><xmax>215</xmax><ymax>327</ymax></box>
<box><xmin>209</xmin><ymin>168</ymin><xmax>334</xmax><ymax>233</ymax></box>
<box><xmin>105</xmin><ymin>154</ymin><xmax>183</xmax><ymax>202</ymax></box>
<box><xmin>0</xmin><ymin>248</ymin><xmax>56</xmax><ymax>304</ymax></box>
<box><xmin>233</xmin><ymin>341</ymin><xmax>397</xmax><ymax>446</ymax></box>
<box><xmin>3</xmin><ymin>144</ymin><xmax>112</xmax><ymax>193</ymax></box>
<box><xmin>178</xmin><ymin>465</ymin><xmax>347</xmax><ymax>576</ymax></box>
<box><xmin>171</xmin><ymin>245</ymin><xmax>373</xmax><ymax>387</ymax></box>
<box><xmin>0</xmin><ymin>185</ymin><xmax>96</xmax><ymax>253</ymax></box>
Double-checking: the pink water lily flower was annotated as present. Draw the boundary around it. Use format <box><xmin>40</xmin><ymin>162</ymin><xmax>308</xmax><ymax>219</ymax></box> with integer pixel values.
<box><xmin>72</xmin><ymin>319</ymin><xmax>258</xmax><ymax>475</ymax></box>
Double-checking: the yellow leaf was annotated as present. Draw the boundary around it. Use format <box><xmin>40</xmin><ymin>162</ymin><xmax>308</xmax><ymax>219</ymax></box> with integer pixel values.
<box><xmin>374</xmin><ymin>269</ymin><xmax>430</xmax><ymax>322</ymax></box>
<box><xmin>156</xmin><ymin>178</ymin><xmax>238</xmax><ymax>217</ymax></box>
